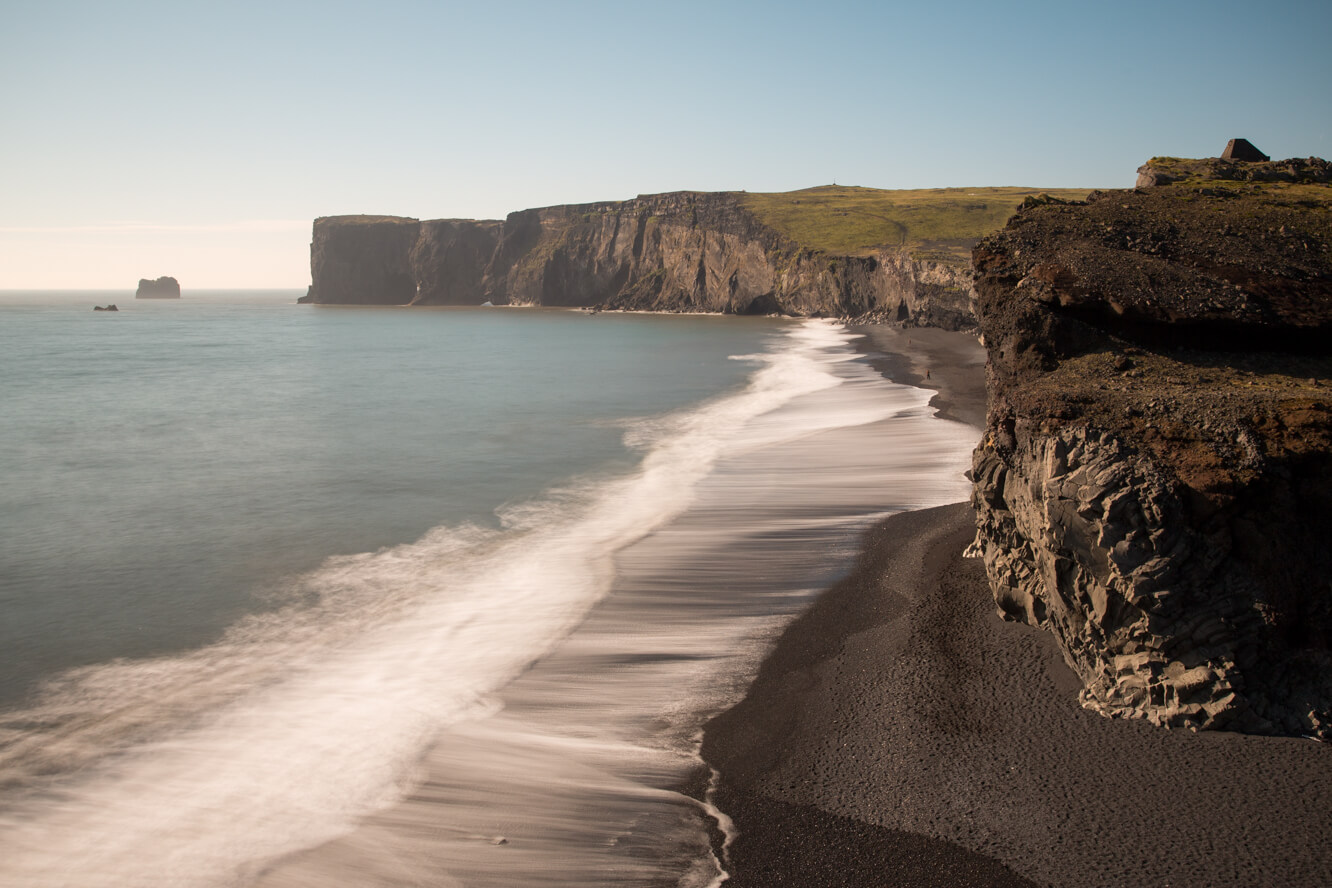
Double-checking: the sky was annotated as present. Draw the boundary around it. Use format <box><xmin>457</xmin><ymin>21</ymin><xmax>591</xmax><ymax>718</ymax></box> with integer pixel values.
<box><xmin>2</xmin><ymin>0</ymin><xmax>1329</xmax><ymax>289</ymax></box>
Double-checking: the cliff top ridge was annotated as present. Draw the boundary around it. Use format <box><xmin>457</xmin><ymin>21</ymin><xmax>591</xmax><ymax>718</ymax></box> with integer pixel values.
<box><xmin>313</xmin><ymin>215</ymin><xmax>422</xmax><ymax>227</ymax></box>
<box><xmin>975</xmin><ymin>151</ymin><xmax>1332</xmax><ymax>499</ymax></box>
<box><xmin>737</xmin><ymin>185</ymin><xmax>1091</xmax><ymax>265</ymax></box>
<box><xmin>315</xmin><ymin>184</ymin><xmax>1094</xmax><ymax>268</ymax></box>
<box><xmin>1135</xmin><ymin>153</ymin><xmax>1331</xmax><ymax>189</ymax></box>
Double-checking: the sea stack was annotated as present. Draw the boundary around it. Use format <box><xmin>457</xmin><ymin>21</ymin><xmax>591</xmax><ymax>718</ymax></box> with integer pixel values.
<box><xmin>136</xmin><ymin>276</ymin><xmax>181</xmax><ymax>299</ymax></box>
<box><xmin>970</xmin><ymin>152</ymin><xmax>1332</xmax><ymax>738</ymax></box>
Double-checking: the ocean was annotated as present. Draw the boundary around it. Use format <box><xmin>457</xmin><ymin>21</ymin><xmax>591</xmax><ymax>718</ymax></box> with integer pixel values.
<box><xmin>0</xmin><ymin>290</ymin><xmax>975</xmax><ymax>887</ymax></box>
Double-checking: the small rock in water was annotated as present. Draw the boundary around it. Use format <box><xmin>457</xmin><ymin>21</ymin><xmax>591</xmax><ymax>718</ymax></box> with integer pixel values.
<box><xmin>490</xmin><ymin>836</ymin><xmax>508</xmax><ymax>846</ymax></box>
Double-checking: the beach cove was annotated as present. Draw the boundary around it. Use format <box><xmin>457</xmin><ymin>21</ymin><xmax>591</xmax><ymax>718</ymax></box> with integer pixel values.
<box><xmin>704</xmin><ymin>328</ymin><xmax>1332</xmax><ymax>888</ymax></box>
<box><xmin>0</xmin><ymin>295</ymin><xmax>977</xmax><ymax>886</ymax></box>
<box><xmin>4</xmin><ymin>291</ymin><xmax>1329</xmax><ymax>886</ymax></box>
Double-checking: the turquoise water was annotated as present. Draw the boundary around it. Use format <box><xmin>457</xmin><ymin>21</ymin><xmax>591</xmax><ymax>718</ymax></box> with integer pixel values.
<box><xmin>0</xmin><ymin>292</ymin><xmax>977</xmax><ymax>887</ymax></box>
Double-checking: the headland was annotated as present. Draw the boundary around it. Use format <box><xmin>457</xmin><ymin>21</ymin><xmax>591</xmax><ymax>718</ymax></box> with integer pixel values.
<box><xmin>704</xmin><ymin>148</ymin><xmax>1332</xmax><ymax>886</ymax></box>
<box><xmin>298</xmin><ymin>186</ymin><xmax>1088</xmax><ymax>326</ymax></box>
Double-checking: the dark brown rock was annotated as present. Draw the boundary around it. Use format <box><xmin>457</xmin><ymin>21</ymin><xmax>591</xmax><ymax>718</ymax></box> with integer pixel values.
<box><xmin>299</xmin><ymin>194</ymin><xmax>977</xmax><ymax>327</ymax></box>
<box><xmin>1136</xmin><ymin>154</ymin><xmax>1331</xmax><ymax>190</ymax></box>
<box><xmin>1221</xmin><ymin>138</ymin><xmax>1270</xmax><ymax>162</ymax></box>
<box><xmin>410</xmin><ymin>219</ymin><xmax>503</xmax><ymax>305</ymax></box>
<box><xmin>135</xmin><ymin>276</ymin><xmax>180</xmax><ymax>299</ymax></box>
<box><xmin>301</xmin><ymin>217</ymin><xmax>420</xmax><ymax>305</ymax></box>
<box><xmin>970</xmin><ymin>157</ymin><xmax>1332</xmax><ymax>738</ymax></box>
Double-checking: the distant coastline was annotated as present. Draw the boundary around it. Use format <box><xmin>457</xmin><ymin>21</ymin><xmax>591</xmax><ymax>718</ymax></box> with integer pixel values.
<box><xmin>298</xmin><ymin>185</ymin><xmax>1089</xmax><ymax>325</ymax></box>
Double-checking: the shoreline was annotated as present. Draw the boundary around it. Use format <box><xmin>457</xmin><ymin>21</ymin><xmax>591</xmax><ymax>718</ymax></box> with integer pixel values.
<box><xmin>244</xmin><ymin>318</ymin><xmax>977</xmax><ymax>888</ymax></box>
<box><xmin>700</xmin><ymin>326</ymin><xmax>1332</xmax><ymax>886</ymax></box>
<box><xmin>848</xmin><ymin>324</ymin><xmax>987</xmax><ymax>430</ymax></box>
<box><xmin>699</xmin><ymin>505</ymin><xmax>1037</xmax><ymax>888</ymax></box>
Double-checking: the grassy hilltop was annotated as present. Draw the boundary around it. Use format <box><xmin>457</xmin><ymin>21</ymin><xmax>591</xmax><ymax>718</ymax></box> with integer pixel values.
<box><xmin>740</xmin><ymin>184</ymin><xmax>1092</xmax><ymax>265</ymax></box>
<box><xmin>314</xmin><ymin>188</ymin><xmax>1099</xmax><ymax>270</ymax></box>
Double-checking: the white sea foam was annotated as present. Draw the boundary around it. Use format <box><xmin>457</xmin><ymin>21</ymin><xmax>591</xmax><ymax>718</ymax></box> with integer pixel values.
<box><xmin>0</xmin><ymin>320</ymin><xmax>973</xmax><ymax>888</ymax></box>
<box><xmin>249</xmin><ymin>322</ymin><xmax>979</xmax><ymax>888</ymax></box>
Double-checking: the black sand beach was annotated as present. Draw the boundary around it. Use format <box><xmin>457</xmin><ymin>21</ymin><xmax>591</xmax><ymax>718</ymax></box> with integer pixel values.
<box><xmin>851</xmin><ymin>325</ymin><xmax>987</xmax><ymax>430</ymax></box>
<box><xmin>702</xmin><ymin>329</ymin><xmax>1332</xmax><ymax>887</ymax></box>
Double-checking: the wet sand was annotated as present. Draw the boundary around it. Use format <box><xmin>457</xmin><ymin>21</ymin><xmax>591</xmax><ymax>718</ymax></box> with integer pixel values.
<box><xmin>702</xmin><ymin>326</ymin><xmax>1332</xmax><ymax>887</ymax></box>
<box><xmin>248</xmin><ymin>323</ymin><xmax>979</xmax><ymax>888</ymax></box>
<box><xmin>850</xmin><ymin>325</ymin><xmax>987</xmax><ymax>430</ymax></box>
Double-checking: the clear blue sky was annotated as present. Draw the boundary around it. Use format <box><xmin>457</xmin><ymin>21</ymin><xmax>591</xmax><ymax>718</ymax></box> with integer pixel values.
<box><xmin>3</xmin><ymin>0</ymin><xmax>1328</xmax><ymax>288</ymax></box>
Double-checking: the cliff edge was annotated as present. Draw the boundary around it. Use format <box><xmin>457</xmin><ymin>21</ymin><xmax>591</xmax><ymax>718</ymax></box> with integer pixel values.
<box><xmin>301</xmin><ymin>186</ymin><xmax>1087</xmax><ymax>327</ymax></box>
<box><xmin>970</xmin><ymin>150</ymin><xmax>1332</xmax><ymax>737</ymax></box>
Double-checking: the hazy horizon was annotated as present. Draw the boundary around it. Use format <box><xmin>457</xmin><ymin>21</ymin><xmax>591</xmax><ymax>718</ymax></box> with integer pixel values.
<box><xmin>4</xmin><ymin>0</ymin><xmax>1328</xmax><ymax>289</ymax></box>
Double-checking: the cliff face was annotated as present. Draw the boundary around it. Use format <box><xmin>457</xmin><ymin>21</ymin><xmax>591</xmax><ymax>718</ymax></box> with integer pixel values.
<box><xmin>304</xmin><ymin>216</ymin><xmax>422</xmax><ymax>305</ymax></box>
<box><xmin>970</xmin><ymin>156</ymin><xmax>1332</xmax><ymax>737</ymax></box>
<box><xmin>300</xmin><ymin>192</ymin><xmax>976</xmax><ymax>327</ymax></box>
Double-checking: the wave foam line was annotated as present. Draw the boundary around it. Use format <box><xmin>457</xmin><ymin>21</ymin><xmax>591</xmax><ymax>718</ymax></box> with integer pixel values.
<box><xmin>0</xmin><ymin>320</ymin><xmax>876</xmax><ymax>888</ymax></box>
<box><xmin>249</xmin><ymin>320</ymin><xmax>979</xmax><ymax>888</ymax></box>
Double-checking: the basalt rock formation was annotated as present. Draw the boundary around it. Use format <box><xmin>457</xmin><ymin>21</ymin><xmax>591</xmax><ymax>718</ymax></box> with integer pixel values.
<box><xmin>1221</xmin><ymin>138</ymin><xmax>1270</xmax><ymax>163</ymax></box>
<box><xmin>136</xmin><ymin>276</ymin><xmax>180</xmax><ymax>298</ymax></box>
<box><xmin>300</xmin><ymin>193</ymin><xmax>978</xmax><ymax>327</ymax></box>
<box><xmin>301</xmin><ymin>217</ymin><xmax>422</xmax><ymax>305</ymax></box>
<box><xmin>970</xmin><ymin>153</ymin><xmax>1332</xmax><ymax>737</ymax></box>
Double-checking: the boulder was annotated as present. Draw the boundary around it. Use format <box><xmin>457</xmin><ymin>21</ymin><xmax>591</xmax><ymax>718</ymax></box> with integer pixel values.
<box><xmin>1221</xmin><ymin>138</ymin><xmax>1270</xmax><ymax>162</ymax></box>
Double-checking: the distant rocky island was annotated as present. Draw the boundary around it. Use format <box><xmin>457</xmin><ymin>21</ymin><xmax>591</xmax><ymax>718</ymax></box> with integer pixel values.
<box><xmin>971</xmin><ymin>148</ymin><xmax>1332</xmax><ymax>737</ymax></box>
<box><xmin>299</xmin><ymin>186</ymin><xmax>1088</xmax><ymax>328</ymax></box>
<box><xmin>136</xmin><ymin>276</ymin><xmax>180</xmax><ymax>299</ymax></box>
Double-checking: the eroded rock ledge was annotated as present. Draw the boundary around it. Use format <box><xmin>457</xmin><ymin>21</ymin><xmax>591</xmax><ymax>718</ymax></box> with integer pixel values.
<box><xmin>970</xmin><ymin>153</ymin><xmax>1332</xmax><ymax>737</ymax></box>
<box><xmin>299</xmin><ymin>192</ymin><xmax>976</xmax><ymax>328</ymax></box>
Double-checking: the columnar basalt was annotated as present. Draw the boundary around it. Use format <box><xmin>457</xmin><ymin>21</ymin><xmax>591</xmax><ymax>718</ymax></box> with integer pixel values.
<box><xmin>970</xmin><ymin>157</ymin><xmax>1332</xmax><ymax>737</ymax></box>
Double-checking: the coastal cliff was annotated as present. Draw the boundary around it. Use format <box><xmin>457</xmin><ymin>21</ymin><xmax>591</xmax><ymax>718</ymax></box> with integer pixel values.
<box><xmin>301</xmin><ymin>187</ymin><xmax>1086</xmax><ymax>327</ymax></box>
<box><xmin>969</xmin><ymin>153</ymin><xmax>1332</xmax><ymax>737</ymax></box>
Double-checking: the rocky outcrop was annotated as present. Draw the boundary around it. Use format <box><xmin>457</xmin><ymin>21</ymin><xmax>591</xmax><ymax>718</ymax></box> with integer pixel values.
<box><xmin>970</xmin><ymin>157</ymin><xmax>1332</xmax><ymax>737</ymax></box>
<box><xmin>300</xmin><ymin>193</ymin><xmax>976</xmax><ymax>327</ymax></box>
<box><xmin>302</xmin><ymin>217</ymin><xmax>421</xmax><ymax>305</ymax></box>
<box><xmin>1221</xmin><ymin>138</ymin><xmax>1269</xmax><ymax>163</ymax></box>
<box><xmin>1134</xmin><ymin>153</ymin><xmax>1330</xmax><ymax>189</ymax></box>
<box><xmin>136</xmin><ymin>276</ymin><xmax>180</xmax><ymax>298</ymax></box>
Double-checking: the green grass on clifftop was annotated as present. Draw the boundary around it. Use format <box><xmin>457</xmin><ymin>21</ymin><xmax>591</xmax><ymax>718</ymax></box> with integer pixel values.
<box><xmin>1140</xmin><ymin>156</ymin><xmax>1332</xmax><ymax>195</ymax></box>
<box><xmin>739</xmin><ymin>185</ymin><xmax>1092</xmax><ymax>264</ymax></box>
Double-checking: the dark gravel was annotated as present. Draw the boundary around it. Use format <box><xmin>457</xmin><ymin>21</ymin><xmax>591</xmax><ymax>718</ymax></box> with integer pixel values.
<box><xmin>702</xmin><ymin>503</ymin><xmax>1332</xmax><ymax>888</ymax></box>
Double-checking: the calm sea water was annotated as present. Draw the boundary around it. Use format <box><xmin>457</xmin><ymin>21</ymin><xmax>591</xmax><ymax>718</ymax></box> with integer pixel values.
<box><xmin>0</xmin><ymin>290</ymin><xmax>976</xmax><ymax>887</ymax></box>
